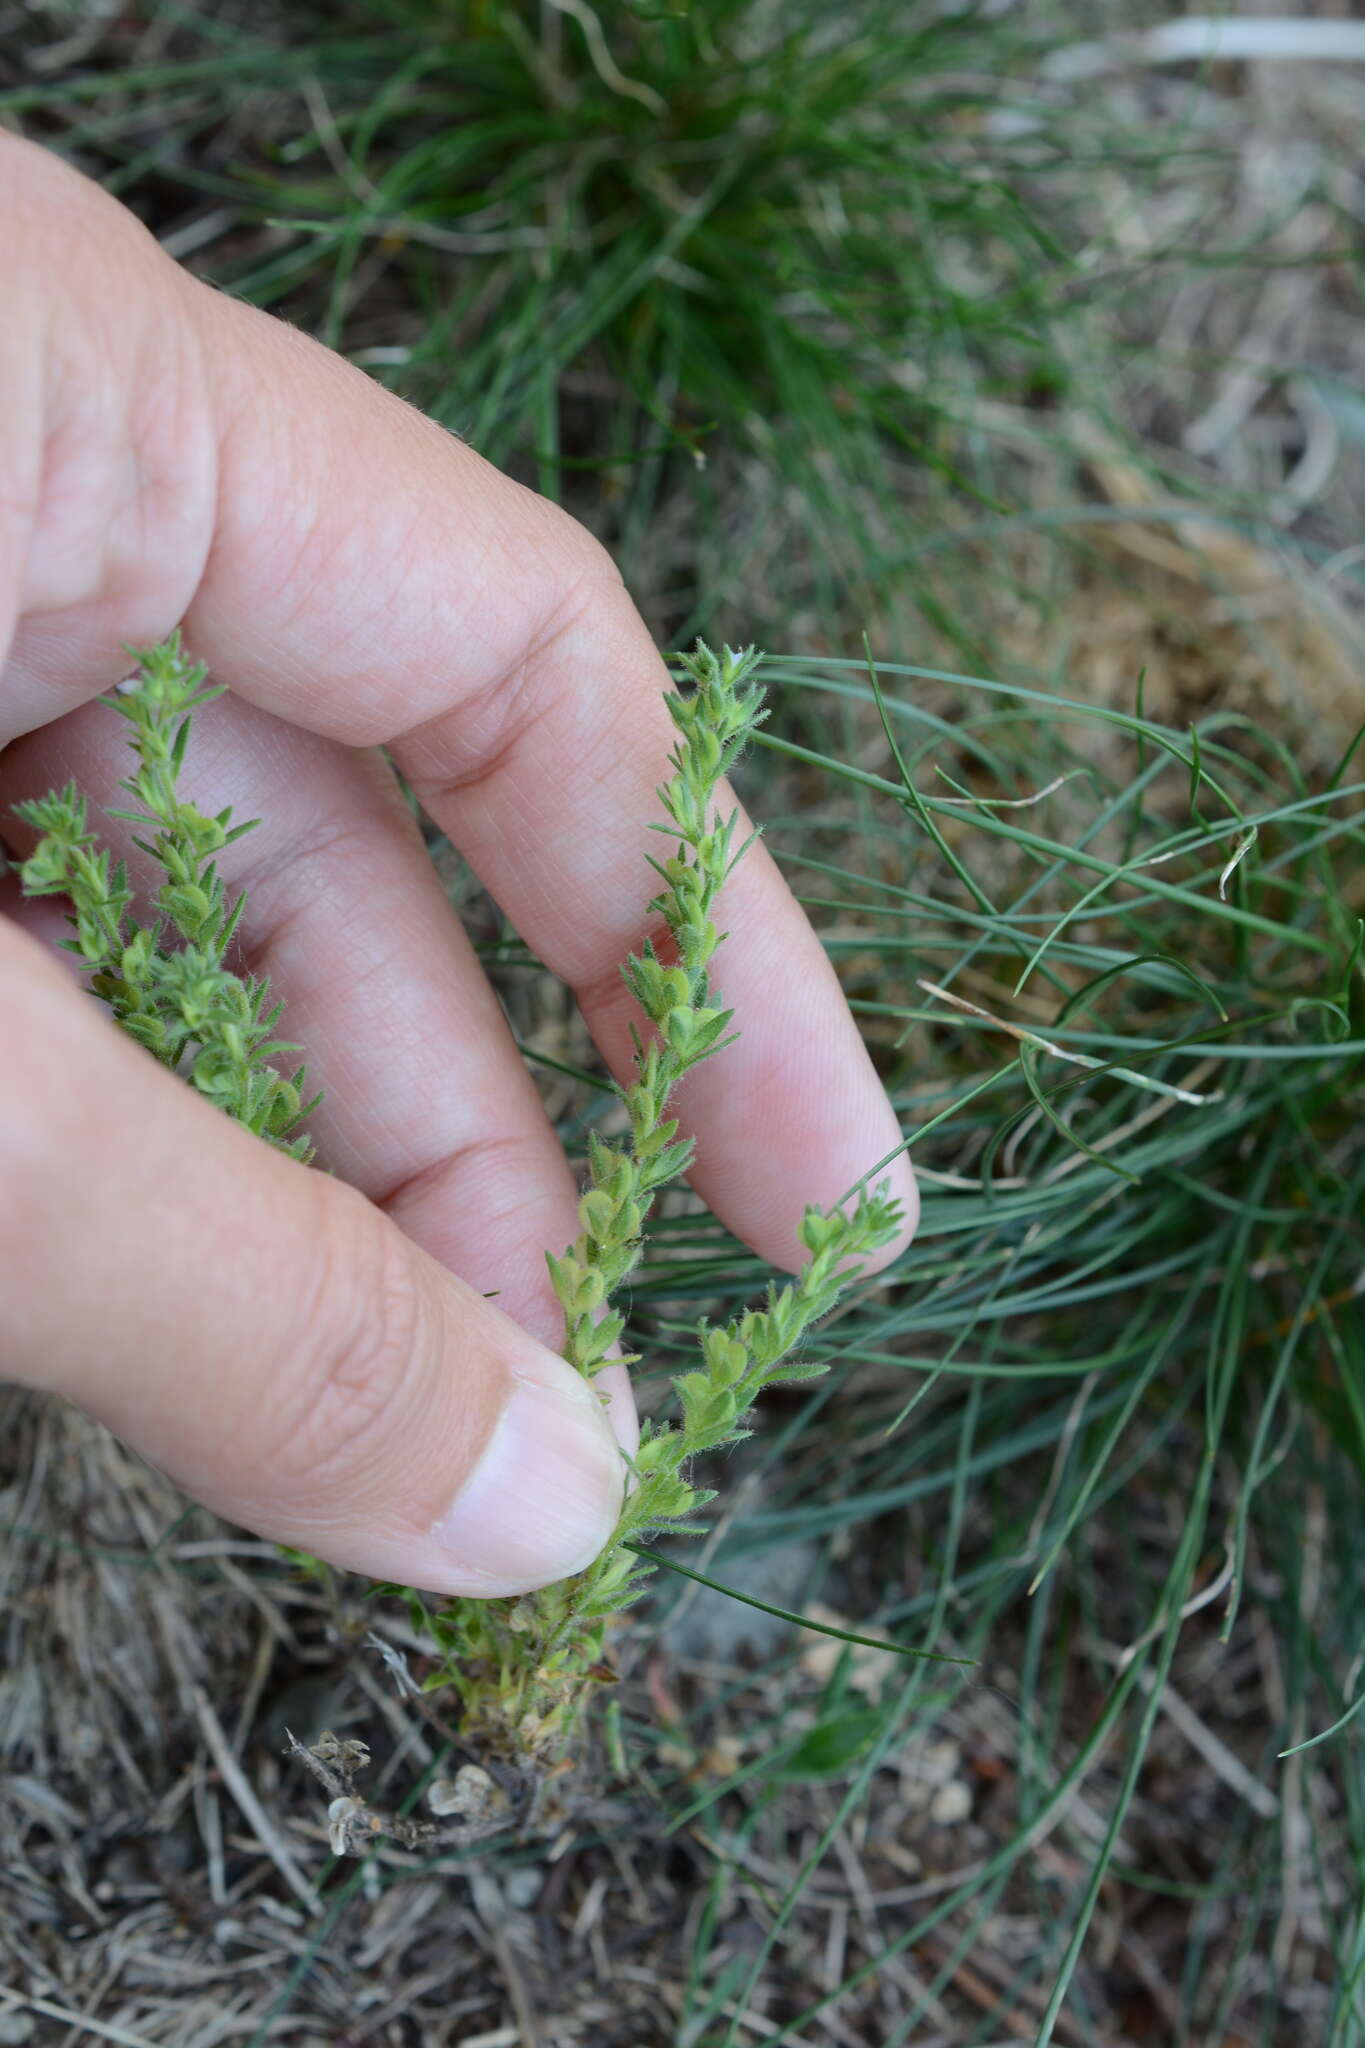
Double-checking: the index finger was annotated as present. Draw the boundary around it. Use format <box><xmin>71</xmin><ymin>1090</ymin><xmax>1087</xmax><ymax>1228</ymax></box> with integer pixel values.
<box><xmin>5</xmin><ymin>140</ymin><xmax>917</xmax><ymax>1273</ymax></box>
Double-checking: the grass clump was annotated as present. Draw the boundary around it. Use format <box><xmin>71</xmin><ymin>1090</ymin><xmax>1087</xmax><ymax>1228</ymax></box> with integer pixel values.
<box><xmin>615</xmin><ymin>654</ymin><xmax>1365</xmax><ymax>2042</ymax></box>
<box><xmin>4</xmin><ymin>0</ymin><xmax>1097</xmax><ymax>624</ymax></box>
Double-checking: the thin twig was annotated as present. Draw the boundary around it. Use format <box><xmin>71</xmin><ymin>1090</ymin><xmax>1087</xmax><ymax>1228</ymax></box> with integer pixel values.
<box><xmin>191</xmin><ymin>1685</ymin><xmax>320</xmax><ymax>1915</ymax></box>
<box><xmin>919</xmin><ymin>979</ymin><xmax>1222</xmax><ymax>1106</ymax></box>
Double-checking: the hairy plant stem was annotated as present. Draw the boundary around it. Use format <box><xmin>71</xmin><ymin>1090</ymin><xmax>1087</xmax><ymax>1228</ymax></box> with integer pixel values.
<box><xmin>13</xmin><ymin>634</ymin><xmax>320</xmax><ymax>1161</ymax></box>
<box><xmin>414</xmin><ymin>644</ymin><xmax>902</xmax><ymax>1765</ymax></box>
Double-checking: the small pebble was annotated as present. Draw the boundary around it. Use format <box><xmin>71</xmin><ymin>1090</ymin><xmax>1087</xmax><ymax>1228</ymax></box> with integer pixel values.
<box><xmin>929</xmin><ymin>1779</ymin><xmax>973</xmax><ymax>1826</ymax></box>
<box><xmin>504</xmin><ymin>1867</ymin><xmax>542</xmax><ymax>1910</ymax></box>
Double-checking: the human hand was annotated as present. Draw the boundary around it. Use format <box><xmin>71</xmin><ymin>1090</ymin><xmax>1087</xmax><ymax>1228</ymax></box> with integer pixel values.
<box><xmin>0</xmin><ymin>136</ymin><xmax>918</xmax><ymax>1598</ymax></box>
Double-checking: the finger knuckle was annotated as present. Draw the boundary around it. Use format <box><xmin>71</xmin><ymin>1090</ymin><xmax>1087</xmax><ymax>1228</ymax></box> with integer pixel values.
<box><xmin>554</xmin><ymin>516</ymin><xmax>623</xmax><ymax>606</ymax></box>
<box><xmin>270</xmin><ymin>1182</ymin><xmax>435</xmax><ymax>1489</ymax></box>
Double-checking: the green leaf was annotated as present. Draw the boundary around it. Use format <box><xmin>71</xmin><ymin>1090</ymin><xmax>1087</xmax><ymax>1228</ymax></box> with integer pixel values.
<box><xmin>769</xmin><ymin>1708</ymin><xmax>885</xmax><ymax>1782</ymax></box>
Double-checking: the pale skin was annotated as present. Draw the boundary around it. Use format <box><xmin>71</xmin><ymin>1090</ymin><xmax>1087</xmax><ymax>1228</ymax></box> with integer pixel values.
<box><xmin>0</xmin><ymin>134</ymin><xmax>919</xmax><ymax>1598</ymax></box>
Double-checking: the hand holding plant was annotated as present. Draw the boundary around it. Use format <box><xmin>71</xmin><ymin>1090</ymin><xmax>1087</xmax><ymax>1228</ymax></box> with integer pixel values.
<box><xmin>0</xmin><ymin>132</ymin><xmax>916</xmax><ymax>1626</ymax></box>
<box><xmin>10</xmin><ymin>631</ymin><xmax>906</xmax><ymax>1798</ymax></box>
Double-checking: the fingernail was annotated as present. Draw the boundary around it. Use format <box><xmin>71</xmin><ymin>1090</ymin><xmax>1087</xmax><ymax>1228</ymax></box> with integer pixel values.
<box><xmin>428</xmin><ymin>1349</ymin><xmax>623</xmax><ymax>1596</ymax></box>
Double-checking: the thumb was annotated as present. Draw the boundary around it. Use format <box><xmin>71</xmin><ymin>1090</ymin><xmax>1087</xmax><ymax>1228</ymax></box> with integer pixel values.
<box><xmin>0</xmin><ymin>919</ymin><xmax>624</xmax><ymax>1595</ymax></box>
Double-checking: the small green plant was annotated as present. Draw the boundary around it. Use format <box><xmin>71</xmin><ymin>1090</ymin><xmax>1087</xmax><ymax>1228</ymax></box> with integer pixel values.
<box><xmin>13</xmin><ymin>633</ymin><xmax>901</xmax><ymax>1779</ymax></box>
<box><xmin>12</xmin><ymin>634</ymin><xmax>321</xmax><ymax>1162</ymax></box>
<box><xmin>418</xmin><ymin>649</ymin><xmax>901</xmax><ymax>1758</ymax></box>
